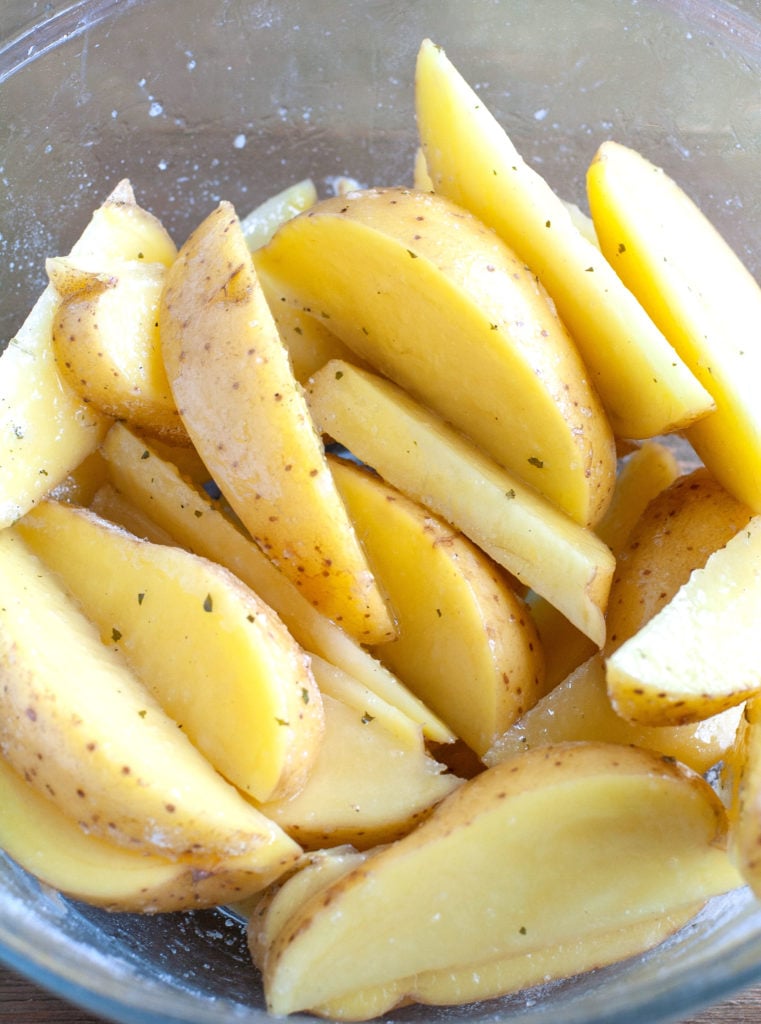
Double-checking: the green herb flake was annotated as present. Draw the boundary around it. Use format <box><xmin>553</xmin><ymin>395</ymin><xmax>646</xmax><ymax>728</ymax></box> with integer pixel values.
<box><xmin>528</xmin><ymin>456</ymin><xmax>544</xmax><ymax>469</ymax></box>
<box><xmin>361</xmin><ymin>711</ymin><xmax>375</xmax><ymax>725</ymax></box>
<box><xmin>137</xmin><ymin>592</ymin><xmax>145</xmax><ymax>605</ymax></box>
<box><xmin>618</xmin><ymin>242</ymin><xmax>627</xmax><ymax>254</ymax></box>
<box><xmin>519</xmin><ymin>925</ymin><xmax>527</xmax><ymax>935</ymax></box>
<box><xmin>335</xmin><ymin>369</ymin><xmax>344</xmax><ymax>380</ymax></box>
<box><xmin>111</xmin><ymin>627</ymin><xmax>122</xmax><ymax>642</ymax></box>
<box><xmin>140</xmin><ymin>449</ymin><xmax>151</xmax><ymax>460</ymax></box>
<box><xmin>505</xmin><ymin>488</ymin><xmax>516</xmax><ymax>499</ymax></box>
<box><xmin>436</xmin><ymin>608</ymin><xmax>442</xmax><ymax>618</ymax></box>
<box><xmin>407</xmin><ymin>249</ymin><xmax>419</xmax><ymax>259</ymax></box>
<box><xmin>203</xmin><ymin>594</ymin><xmax>213</xmax><ymax>613</ymax></box>
<box><xmin>275</xmin><ymin>717</ymin><xmax>290</xmax><ymax>727</ymax></box>
<box><xmin>301</xmin><ymin>687</ymin><xmax>310</xmax><ymax>705</ymax></box>
<box><xmin>13</xmin><ymin>425</ymin><xmax>24</xmax><ymax>440</ymax></box>
<box><xmin>194</xmin><ymin>509</ymin><xmax>203</xmax><ymax>518</ymax></box>
<box><xmin>138</xmin><ymin>709</ymin><xmax>147</xmax><ymax>719</ymax></box>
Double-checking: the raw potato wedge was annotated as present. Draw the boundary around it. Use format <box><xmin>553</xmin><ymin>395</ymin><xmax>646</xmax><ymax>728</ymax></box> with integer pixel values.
<box><xmin>605</xmin><ymin>467</ymin><xmax>755</xmax><ymax>655</ymax></box>
<box><xmin>530</xmin><ymin>439</ymin><xmax>681</xmax><ymax>692</ymax></box>
<box><xmin>607</xmin><ymin>515</ymin><xmax>761</xmax><ymax>726</ymax></box>
<box><xmin>486</xmin><ymin>653</ymin><xmax>742</xmax><ymax>776</ymax></box>
<box><xmin>258</xmin><ymin>680</ymin><xmax>462</xmax><ymax>850</ymax></box>
<box><xmin>588</xmin><ymin>140</ymin><xmax>761</xmax><ymax>510</ymax></box>
<box><xmin>307</xmin><ymin>361</ymin><xmax>615</xmax><ymax>647</ymax></box>
<box><xmin>268</xmin><ymin>303</ymin><xmax>363</xmax><ymax>384</ymax></box>
<box><xmin>160</xmin><ymin>202</ymin><xmax>395</xmax><ymax>645</ymax></box>
<box><xmin>727</xmin><ymin>698</ymin><xmax>761</xmax><ymax>895</ymax></box>
<box><xmin>414</xmin><ymin>40</ymin><xmax>714</xmax><ymax>440</ymax></box>
<box><xmin>256</xmin><ymin>186</ymin><xmax>616</xmax><ymax>528</ymax></box>
<box><xmin>0</xmin><ymin>180</ymin><xmax>176</xmax><ymax>527</ymax></box>
<box><xmin>259</xmin><ymin>743</ymin><xmax>740</xmax><ymax>1016</ymax></box>
<box><xmin>330</xmin><ymin>455</ymin><xmax>544</xmax><ymax>755</ymax></box>
<box><xmin>240</xmin><ymin>177</ymin><xmax>318</xmax><ymax>251</ymax></box>
<box><xmin>0</xmin><ymin>527</ymin><xmax>301</xmax><ymax>864</ymax></box>
<box><xmin>18</xmin><ymin>499</ymin><xmax>323</xmax><ymax>803</ymax></box>
<box><xmin>48</xmin><ymin>257</ymin><xmax>185</xmax><ymax>441</ymax></box>
<box><xmin>100</xmin><ymin>423</ymin><xmax>453</xmax><ymax>743</ymax></box>
<box><xmin>0</xmin><ymin>757</ymin><xmax>293</xmax><ymax>913</ymax></box>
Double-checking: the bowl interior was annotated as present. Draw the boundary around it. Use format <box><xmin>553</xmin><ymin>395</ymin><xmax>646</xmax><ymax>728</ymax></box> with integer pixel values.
<box><xmin>3</xmin><ymin>1</ymin><xmax>761</xmax><ymax>1022</ymax></box>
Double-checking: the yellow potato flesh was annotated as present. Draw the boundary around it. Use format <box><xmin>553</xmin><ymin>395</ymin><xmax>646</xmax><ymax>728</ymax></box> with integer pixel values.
<box><xmin>414</xmin><ymin>39</ymin><xmax>713</xmax><ymax>440</ymax></box>
<box><xmin>240</xmin><ymin>177</ymin><xmax>318</xmax><ymax>251</ymax></box>
<box><xmin>0</xmin><ymin>757</ymin><xmax>293</xmax><ymax>913</ymax></box>
<box><xmin>18</xmin><ymin>499</ymin><xmax>323</xmax><ymax>803</ymax></box>
<box><xmin>487</xmin><ymin>653</ymin><xmax>742</xmax><ymax>776</ymax></box>
<box><xmin>50</xmin><ymin>258</ymin><xmax>185</xmax><ymax>441</ymax></box>
<box><xmin>607</xmin><ymin>515</ymin><xmax>761</xmax><ymax>725</ymax></box>
<box><xmin>262</xmin><ymin>743</ymin><xmax>739</xmax><ymax>1015</ymax></box>
<box><xmin>256</xmin><ymin>186</ymin><xmax>615</xmax><ymax>528</ymax></box>
<box><xmin>307</xmin><ymin>361</ymin><xmax>615</xmax><ymax>647</ymax></box>
<box><xmin>258</xmin><ymin>688</ymin><xmax>461</xmax><ymax>851</ymax></box>
<box><xmin>159</xmin><ymin>202</ymin><xmax>395</xmax><ymax>645</ymax></box>
<box><xmin>100</xmin><ymin>423</ymin><xmax>453</xmax><ymax>743</ymax></box>
<box><xmin>0</xmin><ymin>528</ymin><xmax>299</xmax><ymax>863</ymax></box>
<box><xmin>605</xmin><ymin>467</ymin><xmax>755</xmax><ymax>655</ymax></box>
<box><xmin>330</xmin><ymin>456</ymin><xmax>544</xmax><ymax>755</ymax></box>
<box><xmin>727</xmin><ymin>699</ymin><xmax>761</xmax><ymax>896</ymax></box>
<box><xmin>530</xmin><ymin>439</ymin><xmax>682</xmax><ymax>693</ymax></box>
<box><xmin>588</xmin><ymin>140</ymin><xmax>761</xmax><ymax>510</ymax></box>
<box><xmin>313</xmin><ymin>907</ymin><xmax>702</xmax><ymax>1020</ymax></box>
<box><xmin>0</xmin><ymin>178</ymin><xmax>176</xmax><ymax>527</ymax></box>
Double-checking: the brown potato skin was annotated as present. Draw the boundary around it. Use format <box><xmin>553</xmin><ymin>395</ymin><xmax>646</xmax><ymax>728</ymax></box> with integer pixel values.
<box><xmin>605</xmin><ymin>467</ymin><xmax>754</xmax><ymax>654</ymax></box>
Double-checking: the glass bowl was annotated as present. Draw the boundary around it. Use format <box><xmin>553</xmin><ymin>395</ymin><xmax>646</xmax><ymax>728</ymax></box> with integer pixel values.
<box><xmin>3</xmin><ymin>1</ymin><xmax>761</xmax><ymax>1021</ymax></box>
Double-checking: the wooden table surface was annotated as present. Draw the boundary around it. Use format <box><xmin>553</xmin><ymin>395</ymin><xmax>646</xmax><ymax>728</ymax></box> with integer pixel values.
<box><xmin>2</xmin><ymin>963</ymin><xmax>761</xmax><ymax>1023</ymax></box>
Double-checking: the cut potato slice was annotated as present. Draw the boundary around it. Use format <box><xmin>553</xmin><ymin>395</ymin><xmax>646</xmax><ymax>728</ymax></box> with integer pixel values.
<box><xmin>605</xmin><ymin>467</ymin><xmax>754</xmax><ymax>655</ymax></box>
<box><xmin>18</xmin><ymin>499</ymin><xmax>323</xmax><ymax>803</ymax></box>
<box><xmin>727</xmin><ymin>698</ymin><xmax>761</xmax><ymax>895</ymax></box>
<box><xmin>260</xmin><ymin>742</ymin><xmax>739</xmax><ymax>1016</ymax></box>
<box><xmin>257</xmin><ymin>185</ymin><xmax>615</xmax><ymax>527</ymax></box>
<box><xmin>49</xmin><ymin>257</ymin><xmax>185</xmax><ymax>441</ymax></box>
<box><xmin>257</xmin><ymin>681</ymin><xmax>461</xmax><ymax>850</ymax></box>
<box><xmin>330</xmin><ymin>455</ymin><xmax>544</xmax><ymax>755</ymax></box>
<box><xmin>588</xmin><ymin>140</ymin><xmax>761</xmax><ymax>510</ymax></box>
<box><xmin>0</xmin><ymin>528</ymin><xmax>300</xmax><ymax>863</ymax></box>
<box><xmin>100</xmin><ymin>423</ymin><xmax>453</xmax><ymax>743</ymax></box>
<box><xmin>487</xmin><ymin>653</ymin><xmax>742</xmax><ymax>776</ymax></box>
<box><xmin>160</xmin><ymin>202</ymin><xmax>395</xmax><ymax>644</ymax></box>
<box><xmin>0</xmin><ymin>756</ymin><xmax>293</xmax><ymax>912</ymax></box>
<box><xmin>606</xmin><ymin>515</ymin><xmax>761</xmax><ymax>725</ymax></box>
<box><xmin>0</xmin><ymin>180</ymin><xmax>175</xmax><ymax>527</ymax></box>
<box><xmin>415</xmin><ymin>39</ymin><xmax>713</xmax><ymax>440</ymax></box>
<box><xmin>307</xmin><ymin>361</ymin><xmax>615</xmax><ymax>647</ymax></box>
<box><xmin>530</xmin><ymin>439</ymin><xmax>682</xmax><ymax>692</ymax></box>
<box><xmin>240</xmin><ymin>177</ymin><xmax>318</xmax><ymax>251</ymax></box>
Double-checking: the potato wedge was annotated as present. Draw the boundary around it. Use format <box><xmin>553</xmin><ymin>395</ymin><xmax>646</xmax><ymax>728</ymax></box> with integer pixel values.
<box><xmin>159</xmin><ymin>202</ymin><xmax>395</xmax><ymax>644</ymax></box>
<box><xmin>240</xmin><ymin>177</ymin><xmax>318</xmax><ymax>251</ymax></box>
<box><xmin>605</xmin><ymin>467</ymin><xmax>754</xmax><ymax>654</ymax></box>
<box><xmin>607</xmin><ymin>515</ymin><xmax>761</xmax><ymax>725</ymax></box>
<box><xmin>588</xmin><ymin>140</ymin><xmax>761</xmax><ymax>510</ymax></box>
<box><xmin>330</xmin><ymin>455</ymin><xmax>544</xmax><ymax>755</ymax></box>
<box><xmin>268</xmin><ymin>303</ymin><xmax>362</xmax><ymax>384</ymax></box>
<box><xmin>259</xmin><ymin>742</ymin><xmax>739</xmax><ymax>1016</ymax></box>
<box><xmin>258</xmin><ymin>677</ymin><xmax>461</xmax><ymax>850</ymax></box>
<box><xmin>727</xmin><ymin>698</ymin><xmax>761</xmax><ymax>896</ymax></box>
<box><xmin>0</xmin><ymin>527</ymin><xmax>300</xmax><ymax>863</ymax></box>
<box><xmin>0</xmin><ymin>180</ymin><xmax>175</xmax><ymax>528</ymax></box>
<box><xmin>100</xmin><ymin>423</ymin><xmax>453</xmax><ymax>743</ymax></box>
<box><xmin>0</xmin><ymin>756</ymin><xmax>293</xmax><ymax>913</ymax></box>
<box><xmin>307</xmin><ymin>361</ymin><xmax>615</xmax><ymax>647</ymax></box>
<box><xmin>530</xmin><ymin>439</ymin><xmax>682</xmax><ymax>692</ymax></box>
<box><xmin>487</xmin><ymin>653</ymin><xmax>742</xmax><ymax>776</ymax></box>
<box><xmin>18</xmin><ymin>499</ymin><xmax>323</xmax><ymax>803</ymax></box>
<box><xmin>256</xmin><ymin>186</ymin><xmax>615</xmax><ymax>527</ymax></box>
<box><xmin>415</xmin><ymin>39</ymin><xmax>713</xmax><ymax>440</ymax></box>
<box><xmin>49</xmin><ymin>257</ymin><xmax>185</xmax><ymax>441</ymax></box>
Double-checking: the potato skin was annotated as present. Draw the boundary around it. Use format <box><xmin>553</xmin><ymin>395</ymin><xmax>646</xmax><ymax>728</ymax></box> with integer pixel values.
<box><xmin>605</xmin><ymin>467</ymin><xmax>754</xmax><ymax>654</ymax></box>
